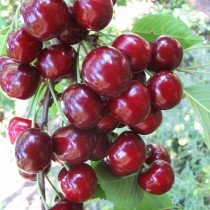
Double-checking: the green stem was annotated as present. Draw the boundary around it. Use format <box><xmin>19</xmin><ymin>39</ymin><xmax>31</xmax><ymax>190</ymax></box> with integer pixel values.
<box><xmin>98</xmin><ymin>31</ymin><xmax>114</xmax><ymax>42</ymax></box>
<box><xmin>184</xmin><ymin>45</ymin><xmax>210</xmax><ymax>52</ymax></box>
<box><xmin>143</xmin><ymin>163</ymin><xmax>149</xmax><ymax>169</ymax></box>
<box><xmin>48</xmin><ymin>81</ymin><xmax>69</xmax><ymax>125</ymax></box>
<box><xmin>76</xmin><ymin>43</ymin><xmax>82</xmax><ymax>83</ymax></box>
<box><xmin>45</xmin><ymin>174</ymin><xmax>62</xmax><ymax>199</ymax></box>
<box><xmin>63</xmin><ymin>163</ymin><xmax>71</xmax><ymax>171</ymax></box>
<box><xmin>81</xmin><ymin>42</ymin><xmax>89</xmax><ymax>55</ymax></box>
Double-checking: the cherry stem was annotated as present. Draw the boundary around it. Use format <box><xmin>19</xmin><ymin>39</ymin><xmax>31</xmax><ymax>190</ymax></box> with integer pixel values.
<box><xmin>48</xmin><ymin>80</ymin><xmax>69</xmax><ymax>125</ymax></box>
<box><xmin>143</xmin><ymin>163</ymin><xmax>149</xmax><ymax>169</ymax></box>
<box><xmin>81</xmin><ymin>41</ymin><xmax>89</xmax><ymax>55</ymax></box>
<box><xmin>45</xmin><ymin>174</ymin><xmax>63</xmax><ymax>199</ymax></box>
<box><xmin>76</xmin><ymin>43</ymin><xmax>82</xmax><ymax>83</ymax></box>
<box><xmin>63</xmin><ymin>163</ymin><xmax>71</xmax><ymax>171</ymax></box>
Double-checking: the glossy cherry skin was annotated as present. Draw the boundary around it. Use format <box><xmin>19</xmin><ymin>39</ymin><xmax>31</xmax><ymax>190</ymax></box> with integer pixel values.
<box><xmin>90</xmin><ymin>133</ymin><xmax>111</xmax><ymax>161</ymax></box>
<box><xmin>82</xmin><ymin>46</ymin><xmax>131</xmax><ymax>98</ymax></box>
<box><xmin>0</xmin><ymin>63</ymin><xmax>40</xmax><ymax>99</ymax></box>
<box><xmin>57</xmin><ymin>7</ymin><xmax>89</xmax><ymax>45</ymax></box>
<box><xmin>7</xmin><ymin>28</ymin><xmax>42</xmax><ymax>64</ymax></box>
<box><xmin>106</xmin><ymin>131</ymin><xmax>146</xmax><ymax>176</ymax></box>
<box><xmin>15</xmin><ymin>128</ymin><xmax>52</xmax><ymax>174</ymax></box>
<box><xmin>137</xmin><ymin>160</ymin><xmax>174</xmax><ymax>195</ymax></box>
<box><xmin>52</xmin><ymin>125</ymin><xmax>95</xmax><ymax>165</ymax></box>
<box><xmin>113</xmin><ymin>33</ymin><xmax>151</xmax><ymax>72</ymax></box>
<box><xmin>49</xmin><ymin>199</ymin><xmax>83</xmax><ymax>210</ymax></box>
<box><xmin>0</xmin><ymin>56</ymin><xmax>15</xmax><ymax>70</ymax></box>
<box><xmin>37</xmin><ymin>44</ymin><xmax>76</xmax><ymax>81</ymax></box>
<box><xmin>147</xmin><ymin>71</ymin><xmax>183</xmax><ymax>110</ymax></box>
<box><xmin>58</xmin><ymin>167</ymin><xmax>68</xmax><ymax>182</ymax></box>
<box><xmin>129</xmin><ymin>107</ymin><xmax>162</xmax><ymax>135</ymax></box>
<box><xmin>73</xmin><ymin>0</ymin><xmax>113</xmax><ymax>31</ymax></box>
<box><xmin>21</xmin><ymin>0</ymin><xmax>69</xmax><ymax>40</ymax></box>
<box><xmin>8</xmin><ymin>117</ymin><xmax>39</xmax><ymax>144</ymax></box>
<box><xmin>109</xmin><ymin>80</ymin><xmax>151</xmax><ymax>125</ymax></box>
<box><xmin>61</xmin><ymin>164</ymin><xmax>97</xmax><ymax>203</ymax></box>
<box><xmin>149</xmin><ymin>36</ymin><xmax>183</xmax><ymax>72</ymax></box>
<box><xmin>132</xmin><ymin>71</ymin><xmax>146</xmax><ymax>83</ymax></box>
<box><xmin>145</xmin><ymin>143</ymin><xmax>171</xmax><ymax>165</ymax></box>
<box><xmin>62</xmin><ymin>84</ymin><xmax>102</xmax><ymax>129</ymax></box>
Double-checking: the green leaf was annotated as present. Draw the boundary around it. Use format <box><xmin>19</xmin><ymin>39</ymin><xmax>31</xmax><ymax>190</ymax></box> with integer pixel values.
<box><xmin>95</xmin><ymin>162</ymin><xmax>172</xmax><ymax>210</ymax></box>
<box><xmin>0</xmin><ymin>34</ymin><xmax>7</xmax><ymax>55</ymax></box>
<box><xmin>132</xmin><ymin>14</ymin><xmax>202</xmax><ymax>49</ymax></box>
<box><xmin>184</xmin><ymin>84</ymin><xmax>210</xmax><ymax>149</ymax></box>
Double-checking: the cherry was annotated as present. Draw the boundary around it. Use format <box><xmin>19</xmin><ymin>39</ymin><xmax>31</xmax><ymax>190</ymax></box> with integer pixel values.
<box><xmin>132</xmin><ymin>71</ymin><xmax>146</xmax><ymax>83</ymax></box>
<box><xmin>90</xmin><ymin>132</ymin><xmax>111</xmax><ymax>161</ymax></box>
<box><xmin>8</xmin><ymin>117</ymin><xmax>39</xmax><ymax>144</ymax></box>
<box><xmin>112</xmin><ymin>33</ymin><xmax>151</xmax><ymax>72</ymax></box>
<box><xmin>52</xmin><ymin>125</ymin><xmax>95</xmax><ymax>164</ymax></box>
<box><xmin>61</xmin><ymin>163</ymin><xmax>97</xmax><ymax>203</ymax></box>
<box><xmin>37</xmin><ymin>44</ymin><xmax>76</xmax><ymax>81</ymax></box>
<box><xmin>137</xmin><ymin>160</ymin><xmax>174</xmax><ymax>195</ymax></box>
<box><xmin>49</xmin><ymin>199</ymin><xmax>83</xmax><ymax>210</ymax></box>
<box><xmin>20</xmin><ymin>0</ymin><xmax>69</xmax><ymax>40</ymax></box>
<box><xmin>145</xmin><ymin>143</ymin><xmax>171</xmax><ymax>165</ymax></box>
<box><xmin>109</xmin><ymin>80</ymin><xmax>151</xmax><ymax>125</ymax></box>
<box><xmin>15</xmin><ymin>128</ymin><xmax>52</xmax><ymax>174</ymax></box>
<box><xmin>0</xmin><ymin>56</ymin><xmax>15</xmax><ymax>70</ymax></box>
<box><xmin>73</xmin><ymin>0</ymin><xmax>113</xmax><ymax>31</ymax></box>
<box><xmin>149</xmin><ymin>36</ymin><xmax>183</xmax><ymax>72</ymax></box>
<box><xmin>57</xmin><ymin>7</ymin><xmax>89</xmax><ymax>45</ymax></box>
<box><xmin>82</xmin><ymin>46</ymin><xmax>131</xmax><ymax>98</ymax></box>
<box><xmin>58</xmin><ymin>167</ymin><xmax>68</xmax><ymax>182</ymax></box>
<box><xmin>105</xmin><ymin>131</ymin><xmax>146</xmax><ymax>176</ymax></box>
<box><xmin>7</xmin><ymin>28</ymin><xmax>42</xmax><ymax>64</ymax></box>
<box><xmin>0</xmin><ymin>63</ymin><xmax>40</xmax><ymax>99</ymax></box>
<box><xmin>147</xmin><ymin>71</ymin><xmax>183</xmax><ymax>110</ymax></box>
<box><xmin>129</xmin><ymin>107</ymin><xmax>162</xmax><ymax>135</ymax></box>
<box><xmin>62</xmin><ymin>84</ymin><xmax>102</xmax><ymax>129</ymax></box>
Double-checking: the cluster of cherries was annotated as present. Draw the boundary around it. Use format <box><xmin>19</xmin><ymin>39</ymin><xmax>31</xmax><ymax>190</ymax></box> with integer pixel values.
<box><xmin>0</xmin><ymin>0</ymin><xmax>184</xmax><ymax>209</ymax></box>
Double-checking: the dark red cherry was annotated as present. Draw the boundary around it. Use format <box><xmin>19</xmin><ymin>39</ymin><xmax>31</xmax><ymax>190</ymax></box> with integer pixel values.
<box><xmin>145</xmin><ymin>143</ymin><xmax>171</xmax><ymax>165</ymax></box>
<box><xmin>109</xmin><ymin>80</ymin><xmax>151</xmax><ymax>125</ymax></box>
<box><xmin>117</xmin><ymin>123</ymin><xmax>125</xmax><ymax>128</ymax></box>
<box><xmin>137</xmin><ymin>160</ymin><xmax>174</xmax><ymax>195</ymax></box>
<box><xmin>90</xmin><ymin>133</ymin><xmax>111</xmax><ymax>161</ymax></box>
<box><xmin>57</xmin><ymin>7</ymin><xmax>89</xmax><ymax>45</ymax></box>
<box><xmin>15</xmin><ymin>128</ymin><xmax>52</xmax><ymax>174</ymax></box>
<box><xmin>49</xmin><ymin>199</ymin><xmax>83</xmax><ymax>210</ymax></box>
<box><xmin>62</xmin><ymin>84</ymin><xmax>102</xmax><ymax>129</ymax></box>
<box><xmin>7</xmin><ymin>28</ymin><xmax>42</xmax><ymax>64</ymax></box>
<box><xmin>113</xmin><ymin>33</ymin><xmax>151</xmax><ymax>72</ymax></box>
<box><xmin>0</xmin><ymin>56</ymin><xmax>15</xmax><ymax>70</ymax></box>
<box><xmin>129</xmin><ymin>107</ymin><xmax>162</xmax><ymax>135</ymax></box>
<box><xmin>0</xmin><ymin>63</ymin><xmax>40</xmax><ymax>99</ymax></box>
<box><xmin>82</xmin><ymin>46</ymin><xmax>131</xmax><ymax>98</ymax></box>
<box><xmin>73</xmin><ymin>0</ymin><xmax>113</xmax><ymax>31</ymax></box>
<box><xmin>61</xmin><ymin>164</ymin><xmax>97</xmax><ymax>203</ymax></box>
<box><xmin>21</xmin><ymin>0</ymin><xmax>69</xmax><ymax>40</ymax></box>
<box><xmin>132</xmin><ymin>71</ymin><xmax>146</xmax><ymax>83</ymax></box>
<box><xmin>58</xmin><ymin>167</ymin><xmax>68</xmax><ymax>182</ymax></box>
<box><xmin>147</xmin><ymin>71</ymin><xmax>183</xmax><ymax>110</ymax></box>
<box><xmin>52</xmin><ymin>125</ymin><xmax>95</xmax><ymax>164</ymax></box>
<box><xmin>149</xmin><ymin>36</ymin><xmax>183</xmax><ymax>72</ymax></box>
<box><xmin>106</xmin><ymin>131</ymin><xmax>146</xmax><ymax>176</ymax></box>
<box><xmin>37</xmin><ymin>44</ymin><xmax>76</xmax><ymax>81</ymax></box>
<box><xmin>8</xmin><ymin>117</ymin><xmax>39</xmax><ymax>144</ymax></box>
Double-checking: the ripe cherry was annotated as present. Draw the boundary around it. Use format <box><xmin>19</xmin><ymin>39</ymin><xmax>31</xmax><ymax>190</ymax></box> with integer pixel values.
<box><xmin>129</xmin><ymin>107</ymin><xmax>162</xmax><ymax>135</ymax></box>
<box><xmin>113</xmin><ymin>33</ymin><xmax>151</xmax><ymax>72</ymax></box>
<box><xmin>58</xmin><ymin>167</ymin><xmax>68</xmax><ymax>182</ymax></box>
<box><xmin>106</xmin><ymin>131</ymin><xmax>146</xmax><ymax>176</ymax></box>
<box><xmin>82</xmin><ymin>46</ymin><xmax>131</xmax><ymax>98</ymax></box>
<box><xmin>57</xmin><ymin>7</ymin><xmax>89</xmax><ymax>45</ymax></box>
<box><xmin>52</xmin><ymin>125</ymin><xmax>95</xmax><ymax>164</ymax></box>
<box><xmin>62</xmin><ymin>83</ymin><xmax>102</xmax><ymax>129</ymax></box>
<box><xmin>145</xmin><ymin>143</ymin><xmax>171</xmax><ymax>165</ymax></box>
<box><xmin>8</xmin><ymin>117</ymin><xmax>39</xmax><ymax>144</ymax></box>
<box><xmin>0</xmin><ymin>56</ymin><xmax>15</xmax><ymax>70</ymax></box>
<box><xmin>90</xmin><ymin>132</ymin><xmax>111</xmax><ymax>161</ymax></box>
<box><xmin>49</xmin><ymin>199</ymin><xmax>83</xmax><ymax>210</ymax></box>
<box><xmin>73</xmin><ymin>0</ymin><xmax>113</xmax><ymax>31</ymax></box>
<box><xmin>137</xmin><ymin>160</ymin><xmax>174</xmax><ymax>195</ymax></box>
<box><xmin>132</xmin><ymin>71</ymin><xmax>146</xmax><ymax>83</ymax></box>
<box><xmin>37</xmin><ymin>44</ymin><xmax>76</xmax><ymax>81</ymax></box>
<box><xmin>147</xmin><ymin>71</ymin><xmax>183</xmax><ymax>110</ymax></box>
<box><xmin>7</xmin><ymin>28</ymin><xmax>42</xmax><ymax>64</ymax></box>
<box><xmin>0</xmin><ymin>63</ymin><xmax>40</xmax><ymax>99</ymax></box>
<box><xmin>109</xmin><ymin>80</ymin><xmax>151</xmax><ymax>125</ymax></box>
<box><xmin>61</xmin><ymin>164</ymin><xmax>97</xmax><ymax>203</ymax></box>
<box><xmin>21</xmin><ymin>0</ymin><xmax>69</xmax><ymax>40</ymax></box>
<box><xmin>149</xmin><ymin>36</ymin><xmax>183</xmax><ymax>72</ymax></box>
<box><xmin>15</xmin><ymin>128</ymin><xmax>52</xmax><ymax>174</ymax></box>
